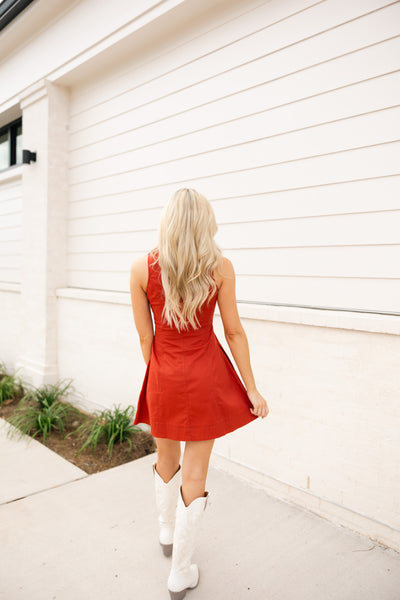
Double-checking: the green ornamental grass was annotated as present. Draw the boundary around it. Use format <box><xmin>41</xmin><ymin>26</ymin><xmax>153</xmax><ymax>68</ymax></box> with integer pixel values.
<box><xmin>22</xmin><ymin>379</ymin><xmax>73</xmax><ymax>409</ymax></box>
<box><xmin>7</xmin><ymin>399</ymin><xmax>75</xmax><ymax>444</ymax></box>
<box><xmin>6</xmin><ymin>379</ymin><xmax>77</xmax><ymax>444</ymax></box>
<box><xmin>0</xmin><ymin>360</ymin><xmax>8</xmax><ymax>376</ymax></box>
<box><xmin>0</xmin><ymin>375</ymin><xmax>18</xmax><ymax>406</ymax></box>
<box><xmin>0</xmin><ymin>365</ymin><xmax>24</xmax><ymax>406</ymax></box>
<box><xmin>72</xmin><ymin>404</ymin><xmax>139</xmax><ymax>458</ymax></box>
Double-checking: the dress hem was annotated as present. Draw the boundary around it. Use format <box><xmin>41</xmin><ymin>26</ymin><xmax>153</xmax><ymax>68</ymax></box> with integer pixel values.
<box><xmin>133</xmin><ymin>410</ymin><xmax>258</xmax><ymax>441</ymax></box>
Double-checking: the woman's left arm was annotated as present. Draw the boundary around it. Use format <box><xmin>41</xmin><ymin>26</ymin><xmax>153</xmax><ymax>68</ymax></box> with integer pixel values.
<box><xmin>130</xmin><ymin>256</ymin><xmax>154</xmax><ymax>365</ymax></box>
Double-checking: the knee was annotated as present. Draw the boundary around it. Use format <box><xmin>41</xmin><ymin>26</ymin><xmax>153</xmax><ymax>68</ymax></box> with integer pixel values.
<box><xmin>156</xmin><ymin>452</ymin><xmax>181</xmax><ymax>472</ymax></box>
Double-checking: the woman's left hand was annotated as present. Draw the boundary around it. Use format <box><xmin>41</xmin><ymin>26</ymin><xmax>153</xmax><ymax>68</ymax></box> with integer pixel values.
<box><xmin>247</xmin><ymin>389</ymin><xmax>269</xmax><ymax>419</ymax></box>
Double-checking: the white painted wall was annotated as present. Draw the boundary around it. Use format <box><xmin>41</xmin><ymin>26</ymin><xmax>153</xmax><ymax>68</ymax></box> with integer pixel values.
<box><xmin>0</xmin><ymin>170</ymin><xmax>22</xmax><ymax>284</ymax></box>
<box><xmin>0</xmin><ymin>0</ymin><xmax>399</xmax><ymax>551</ymax></box>
<box><xmin>0</xmin><ymin>169</ymin><xmax>23</xmax><ymax>369</ymax></box>
<box><xmin>0</xmin><ymin>283</ymin><xmax>21</xmax><ymax>368</ymax></box>
<box><xmin>0</xmin><ymin>0</ymin><xmax>184</xmax><ymax>107</ymax></box>
<box><xmin>64</xmin><ymin>0</ymin><xmax>400</xmax><ymax>312</ymax></box>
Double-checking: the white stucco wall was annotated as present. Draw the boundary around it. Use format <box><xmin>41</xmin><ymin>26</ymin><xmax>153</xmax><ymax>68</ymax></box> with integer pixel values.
<box><xmin>52</xmin><ymin>287</ymin><xmax>400</xmax><ymax>550</ymax></box>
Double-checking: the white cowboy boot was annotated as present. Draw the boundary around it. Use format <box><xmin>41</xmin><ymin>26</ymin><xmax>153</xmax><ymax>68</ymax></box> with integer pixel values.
<box><xmin>153</xmin><ymin>463</ymin><xmax>181</xmax><ymax>556</ymax></box>
<box><xmin>167</xmin><ymin>486</ymin><xmax>209</xmax><ymax>600</ymax></box>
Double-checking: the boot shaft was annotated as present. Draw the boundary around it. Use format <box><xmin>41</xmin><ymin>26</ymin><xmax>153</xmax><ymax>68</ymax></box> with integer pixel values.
<box><xmin>153</xmin><ymin>463</ymin><xmax>181</xmax><ymax>553</ymax></box>
<box><xmin>170</xmin><ymin>487</ymin><xmax>208</xmax><ymax>574</ymax></box>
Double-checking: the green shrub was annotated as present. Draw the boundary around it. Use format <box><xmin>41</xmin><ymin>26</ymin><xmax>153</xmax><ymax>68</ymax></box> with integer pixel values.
<box><xmin>0</xmin><ymin>375</ymin><xmax>18</xmax><ymax>406</ymax></box>
<box><xmin>0</xmin><ymin>360</ymin><xmax>8</xmax><ymax>377</ymax></box>
<box><xmin>71</xmin><ymin>404</ymin><xmax>139</xmax><ymax>458</ymax></box>
<box><xmin>7</xmin><ymin>398</ymin><xmax>78</xmax><ymax>444</ymax></box>
<box><xmin>6</xmin><ymin>379</ymin><xmax>78</xmax><ymax>444</ymax></box>
<box><xmin>0</xmin><ymin>366</ymin><xmax>25</xmax><ymax>406</ymax></box>
<box><xmin>22</xmin><ymin>379</ymin><xmax>73</xmax><ymax>409</ymax></box>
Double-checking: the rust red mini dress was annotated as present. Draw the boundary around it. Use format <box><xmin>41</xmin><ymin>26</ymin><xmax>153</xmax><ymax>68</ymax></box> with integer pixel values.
<box><xmin>132</xmin><ymin>251</ymin><xmax>258</xmax><ymax>441</ymax></box>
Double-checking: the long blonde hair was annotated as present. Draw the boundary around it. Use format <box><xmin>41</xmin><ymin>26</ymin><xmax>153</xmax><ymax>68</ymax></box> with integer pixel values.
<box><xmin>154</xmin><ymin>188</ymin><xmax>223</xmax><ymax>331</ymax></box>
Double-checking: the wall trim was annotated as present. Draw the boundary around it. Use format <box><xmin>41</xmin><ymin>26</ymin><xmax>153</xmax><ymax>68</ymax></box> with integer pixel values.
<box><xmin>231</xmin><ymin>302</ymin><xmax>400</xmax><ymax>335</ymax></box>
<box><xmin>0</xmin><ymin>164</ymin><xmax>23</xmax><ymax>184</ymax></box>
<box><xmin>56</xmin><ymin>287</ymin><xmax>129</xmax><ymax>306</ymax></box>
<box><xmin>55</xmin><ymin>287</ymin><xmax>400</xmax><ymax>335</ymax></box>
<box><xmin>0</xmin><ymin>282</ymin><xmax>20</xmax><ymax>293</ymax></box>
<box><xmin>19</xmin><ymin>78</ymin><xmax>48</xmax><ymax>110</ymax></box>
<box><xmin>46</xmin><ymin>0</ymin><xmax>196</xmax><ymax>84</ymax></box>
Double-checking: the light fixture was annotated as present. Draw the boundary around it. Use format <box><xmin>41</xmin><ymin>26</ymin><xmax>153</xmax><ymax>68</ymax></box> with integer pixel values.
<box><xmin>22</xmin><ymin>149</ymin><xmax>36</xmax><ymax>164</ymax></box>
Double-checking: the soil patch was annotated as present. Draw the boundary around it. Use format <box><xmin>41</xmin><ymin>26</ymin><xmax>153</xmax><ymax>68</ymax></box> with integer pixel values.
<box><xmin>0</xmin><ymin>396</ymin><xmax>156</xmax><ymax>474</ymax></box>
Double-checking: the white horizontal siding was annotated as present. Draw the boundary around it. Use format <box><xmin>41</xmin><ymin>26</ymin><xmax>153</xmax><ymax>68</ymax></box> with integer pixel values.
<box><xmin>235</xmin><ymin>276</ymin><xmax>400</xmax><ymax>314</ymax></box>
<box><xmin>67</xmin><ymin>0</ymin><xmax>400</xmax><ymax>313</ymax></box>
<box><xmin>0</xmin><ymin>177</ymin><xmax>22</xmax><ymax>284</ymax></box>
<box><xmin>69</xmin><ymin>0</ymin><xmax>399</xmax><ymax>130</ymax></box>
<box><xmin>68</xmin><ymin>71</ymin><xmax>400</xmax><ymax>183</ymax></box>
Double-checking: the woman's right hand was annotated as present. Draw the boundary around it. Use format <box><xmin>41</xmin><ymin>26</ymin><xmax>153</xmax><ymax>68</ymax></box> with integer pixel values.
<box><xmin>247</xmin><ymin>389</ymin><xmax>269</xmax><ymax>419</ymax></box>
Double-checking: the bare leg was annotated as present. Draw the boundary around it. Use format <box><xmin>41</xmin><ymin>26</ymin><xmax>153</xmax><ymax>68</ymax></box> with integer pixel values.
<box><xmin>154</xmin><ymin>437</ymin><xmax>181</xmax><ymax>482</ymax></box>
<box><xmin>181</xmin><ymin>439</ymin><xmax>215</xmax><ymax>506</ymax></box>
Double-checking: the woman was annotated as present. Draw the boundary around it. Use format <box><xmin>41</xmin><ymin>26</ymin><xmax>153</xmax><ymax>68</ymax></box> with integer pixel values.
<box><xmin>130</xmin><ymin>188</ymin><xmax>269</xmax><ymax>599</ymax></box>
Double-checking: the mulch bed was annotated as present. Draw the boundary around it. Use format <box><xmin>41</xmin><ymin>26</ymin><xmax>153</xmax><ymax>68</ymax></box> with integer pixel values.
<box><xmin>0</xmin><ymin>395</ymin><xmax>156</xmax><ymax>475</ymax></box>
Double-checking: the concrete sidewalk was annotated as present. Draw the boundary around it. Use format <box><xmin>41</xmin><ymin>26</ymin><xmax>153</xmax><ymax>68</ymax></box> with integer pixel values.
<box><xmin>0</xmin><ymin>419</ymin><xmax>399</xmax><ymax>600</ymax></box>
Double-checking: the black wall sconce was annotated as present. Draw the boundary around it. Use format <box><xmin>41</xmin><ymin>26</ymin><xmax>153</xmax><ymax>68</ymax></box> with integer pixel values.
<box><xmin>22</xmin><ymin>149</ymin><xmax>37</xmax><ymax>164</ymax></box>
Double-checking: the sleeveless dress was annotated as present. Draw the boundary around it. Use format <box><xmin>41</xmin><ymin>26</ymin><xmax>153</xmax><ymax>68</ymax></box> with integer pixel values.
<box><xmin>132</xmin><ymin>251</ymin><xmax>258</xmax><ymax>441</ymax></box>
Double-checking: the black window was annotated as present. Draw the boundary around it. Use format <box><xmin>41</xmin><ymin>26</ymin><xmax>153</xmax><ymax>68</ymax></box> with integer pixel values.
<box><xmin>0</xmin><ymin>118</ymin><xmax>22</xmax><ymax>171</ymax></box>
<box><xmin>0</xmin><ymin>1</ymin><xmax>36</xmax><ymax>33</ymax></box>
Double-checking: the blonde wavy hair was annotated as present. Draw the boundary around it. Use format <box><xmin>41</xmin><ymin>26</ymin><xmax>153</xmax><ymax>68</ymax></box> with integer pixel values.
<box><xmin>154</xmin><ymin>188</ymin><xmax>223</xmax><ymax>331</ymax></box>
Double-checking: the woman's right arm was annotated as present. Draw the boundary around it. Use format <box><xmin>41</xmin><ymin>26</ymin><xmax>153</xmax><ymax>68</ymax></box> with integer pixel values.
<box><xmin>216</xmin><ymin>257</ymin><xmax>269</xmax><ymax>419</ymax></box>
<box><xmin>130</xmin><ymin>256</ymin><xmax>154</xmax><ymax>365</ymax></box>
